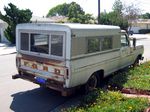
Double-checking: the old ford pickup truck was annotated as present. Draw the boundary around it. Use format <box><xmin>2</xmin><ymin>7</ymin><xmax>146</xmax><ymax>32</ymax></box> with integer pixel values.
<box><xmin>12</xmin><ymin>23</ymin><xmax>144</xmax><ymax>96</ymax></box>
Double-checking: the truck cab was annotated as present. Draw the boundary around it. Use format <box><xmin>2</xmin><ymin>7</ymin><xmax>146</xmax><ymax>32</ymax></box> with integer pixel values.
<box><xmin>121</xmin><ymin>30</ymin><xmax>143</xmax><ymax>67</ymax></box>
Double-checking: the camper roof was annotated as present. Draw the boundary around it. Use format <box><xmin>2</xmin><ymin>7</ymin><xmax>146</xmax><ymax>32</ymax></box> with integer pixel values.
<box><xmin>17</xmin><ymin>23</ymin><xmax>120</xmax><ymax>30</ymax></box>
<box><xmin>17</xmin><ymin>23</ymin><xmax>120</xmax><ymax>37</ymax></box>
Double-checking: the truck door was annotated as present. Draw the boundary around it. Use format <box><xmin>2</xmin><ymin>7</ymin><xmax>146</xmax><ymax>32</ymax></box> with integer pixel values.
<box><xmin>120</xmin><ymin>33</ymin><xmax>133</xmax><ymax>68</ymax></box>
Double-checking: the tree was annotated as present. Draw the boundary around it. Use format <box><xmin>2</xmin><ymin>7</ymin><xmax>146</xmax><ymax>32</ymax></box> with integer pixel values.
<box><xmin>100</xmin><ymin>0</ymin><xmax>128</xmax><ymax>30</ymax></box>
<box><xmin>47</xmin><ymin>3</ymin><xmax>69</xmax><ymax>16</ymax></box>
<box><xmin>100</xmin><ymin>12</ymin><xmax>128</xmax><ymax>30</ymax></box>
<box><xmin>123</xmin><ymin>3</ymin><xmax>141</xmax><ymax>31</ymax></box>
<box><xmin>112</xmin><ymin>0</ymin><xmax>124</xmax><ymax>15</ymax></box>
<box><xmin>0</xmin><ymin>3</ymin><xmax>32</xmax><ymax>44</ymax></box>
<box><xmin>124</xmin><ymin>3</ymin><xmax>141</xmax><ymax>21</ymax></box>
<box><xmin>47</xmin><ymin>2</ymin><xmax>95</xmax><ymax>24</ymax></box>
<box><xmin>141</xmin><ymin>13</ymin><xmax>150</xmax><ymax>19</ymax></box>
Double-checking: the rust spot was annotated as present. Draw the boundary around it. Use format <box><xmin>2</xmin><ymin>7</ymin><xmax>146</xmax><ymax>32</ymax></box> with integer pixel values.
<box><xmin>32</xmin><ymin>64</ymin><xmax>37</xmax><ymax>69</ymax></box>
<box><xmin>43</xmin><ymin>66</ymin><xmax>48</xmax><ymax>71</ymax></box>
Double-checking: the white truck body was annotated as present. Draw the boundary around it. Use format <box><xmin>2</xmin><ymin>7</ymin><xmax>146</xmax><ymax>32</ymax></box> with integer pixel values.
<box><xmin>13</xmin><ymin>23</ymin><xmax>144</xmax><ymax>95</ymax></box>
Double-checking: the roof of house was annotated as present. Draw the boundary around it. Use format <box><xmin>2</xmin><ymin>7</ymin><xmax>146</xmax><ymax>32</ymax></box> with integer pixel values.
<box><xmin>31</xmin><ymin>16</ymin><xmax>55</xmax><ymax>23</ymax></box>
<box><xmin>132</xmin><ymin>19</ymin><xmax>150</xmax><ymax>24</ymax></box>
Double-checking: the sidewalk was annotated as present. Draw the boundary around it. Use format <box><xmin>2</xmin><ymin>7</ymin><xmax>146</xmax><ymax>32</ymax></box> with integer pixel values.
<box><xmin>0</xmin><ymin>43</ymin><xmax>16</xmax><ymax>55</ymax></box>
<box><xmin>129</xmin><ymin>34</ymin><xmax>150</xmax><ymax>40</ymax></box>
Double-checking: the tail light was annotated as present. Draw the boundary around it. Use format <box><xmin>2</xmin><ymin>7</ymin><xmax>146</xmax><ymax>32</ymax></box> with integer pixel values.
<box><xmin>16</xmin><ymin>58</ymin><xmax>20</xmax><ymax>68</ymax></box>
<box><xmin>54</xmin><ymin>68</ymin><xmax>61</xmax><ymax>75</ymax></box>
<box><xmin>16</xmin><ymin>53</ymin><xmax>22</xmax><ymax>68</ymax></box>
<box><xmin>54</xmin><ymin>68</ymin><xmax>69</xmax><ymax>79</ymax></box>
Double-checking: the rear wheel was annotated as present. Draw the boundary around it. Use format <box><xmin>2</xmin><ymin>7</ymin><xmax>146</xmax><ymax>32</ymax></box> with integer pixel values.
<box><xmin>85</xmin><ymin>74</ymin><xmax>98</xmax><ymax>93</ymax></box>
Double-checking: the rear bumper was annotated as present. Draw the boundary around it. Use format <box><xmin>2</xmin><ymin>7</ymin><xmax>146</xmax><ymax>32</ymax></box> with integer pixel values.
<box><xmin>12</xmin><ymin>72</ymin><xmax>75</xmax><ymax>96</ymax></box>
<box><xmin>12</xmin><ymin>72</ymin><xmax>64</xmax><ymax>91</ymax></box>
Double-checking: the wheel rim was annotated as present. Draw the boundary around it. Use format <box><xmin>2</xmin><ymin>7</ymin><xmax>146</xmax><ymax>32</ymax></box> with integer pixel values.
<box><xmin>86</xmin><ymin>75</ymin><xmax>98</xmax><ymax>92</ymax></box>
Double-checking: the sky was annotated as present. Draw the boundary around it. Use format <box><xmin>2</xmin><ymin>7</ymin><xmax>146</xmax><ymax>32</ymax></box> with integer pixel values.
<box><xmin>0</xmin><ymin>0</ymin><xmax>150</xmax><ymax>17</ymax></box>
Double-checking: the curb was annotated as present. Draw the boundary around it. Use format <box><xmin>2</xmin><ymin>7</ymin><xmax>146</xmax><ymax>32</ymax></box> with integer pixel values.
<box><xmin>0</xmin><ymin>51</ymin><xmax>16</xmax><ymax>56</ymax></box>
<box><xmin>121</xmin><ymin>88</ymin><xmax>150</xmax><ymax>96</ymax></box>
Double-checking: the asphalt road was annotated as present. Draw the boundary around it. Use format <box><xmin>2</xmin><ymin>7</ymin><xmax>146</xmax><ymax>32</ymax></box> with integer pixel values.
<box><xmin>134</xmin><ymin>34</ymin><xmax>150</xmax><ymax>62</ymax></box>
<box><xmin>0</xmin><ymin>34</ymin><xmax>149</xmax><ymax>112</ymax></box>
<box><xmin>0</xmin><ymin>54</ymin><xmax>80</xmax><ymax>112</ymax></box>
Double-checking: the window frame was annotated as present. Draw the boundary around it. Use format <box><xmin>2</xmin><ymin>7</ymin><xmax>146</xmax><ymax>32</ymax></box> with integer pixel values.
<box><xmin>121</xmin><ymin>34</ymin><xmax>130</xmax><ymax>47</ymax></box>
<box><xmin>19</xmin><ymin>31</ymin><xmax>65</xmax><ymax>60</ymax></box>
<box><xmin>87</xmin><ymin>36</ymin><xmax>113</xmax><ymax>54</ymax></box>
<box><xmin>20</xmin><ymin>33</ymin><xmax>30</xmax><ymax>51</ymax></box>
<box><xmin>49</xmin><ymin>32</ymin><xmax>66</xmax><ymax>59</ymax></box>
<box><xmin>30</xmin><ymin>33</ymin><xmax>49</xmax><ymax>54</ymax></box>
<box><xmin>87</xmin><ymin>37</ymin><xmax>101</xmax><ymax>53</ymax></box>
<box><xmin>101</xmin><ymin>36</ymin><xmax>113</xmax><ymax>51</ymax></box>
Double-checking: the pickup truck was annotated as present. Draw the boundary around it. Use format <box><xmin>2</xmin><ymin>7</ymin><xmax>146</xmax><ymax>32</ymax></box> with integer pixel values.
<box><xmin>12</xmin><ymin>23</ymin><xmax>144</xmax><ymax>96</ymax></box>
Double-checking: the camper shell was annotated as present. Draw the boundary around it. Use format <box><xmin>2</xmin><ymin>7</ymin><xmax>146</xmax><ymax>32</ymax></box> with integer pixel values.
<box><xmin>13</xmin><ymin>23</ymin><xmax>144</xmax><ymax>96</ymax></box>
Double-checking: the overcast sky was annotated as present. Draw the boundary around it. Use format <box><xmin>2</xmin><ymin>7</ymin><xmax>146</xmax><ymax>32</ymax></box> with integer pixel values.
<box><xmin>0</xmin><ymin>0</ymin><xmax>150</xmax><ymax>17</ymax></box>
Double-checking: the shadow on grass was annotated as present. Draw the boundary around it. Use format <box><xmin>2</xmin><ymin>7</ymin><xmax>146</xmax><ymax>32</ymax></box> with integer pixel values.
<box><xmin>101</xmin><ymin>66</ymin><xmax>131</xmax><ymax>91</ymax></box>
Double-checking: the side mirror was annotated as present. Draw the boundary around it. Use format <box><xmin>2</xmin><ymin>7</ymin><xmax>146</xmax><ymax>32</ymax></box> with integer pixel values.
<box><xmin>133</xmin><ymin>38</ymin><xmax>136</xmax><ymax>48</ymax></box>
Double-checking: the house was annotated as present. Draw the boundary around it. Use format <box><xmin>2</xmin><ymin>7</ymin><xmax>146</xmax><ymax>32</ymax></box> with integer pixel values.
<box><xmin>0</xmin><ymin>16</ymin><xmax>55</xmax><ymax>43</ymax></box>
<box><xmin>0</xmin><ymin>19</ymin><xmax>8</xmax><ymax>43</ymax></box>
<box><xmin>48</xmin><ymin>16</ymin><xmax>68</xmax><ymax>23</ymax></box>
<box><xmin>31</xmin><ymin>16</ymin><xmax>55</xmax><ymax>23</ymax></box>
<box><xmin>130</xmin><ymin>19</ymin><xmax>150</xmax><ymax>33</ymax></box>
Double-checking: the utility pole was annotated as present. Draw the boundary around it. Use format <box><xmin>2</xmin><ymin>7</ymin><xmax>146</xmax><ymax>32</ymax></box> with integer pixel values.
<box><xmin>98</xmin><ymin>0</ymin><xmax>100</xmax><ymax>24</ymax></box>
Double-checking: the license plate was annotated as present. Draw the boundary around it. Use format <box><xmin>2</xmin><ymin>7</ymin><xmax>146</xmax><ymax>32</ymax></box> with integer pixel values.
<box><xmin>35</xmin><ymin>77</ymin><xmax>46</xmax><ymax>84</ymax></box>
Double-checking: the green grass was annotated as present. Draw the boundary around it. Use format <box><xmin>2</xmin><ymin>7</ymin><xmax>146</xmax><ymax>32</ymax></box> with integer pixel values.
<box><xmin>108</xmin><ymin>61</ymin><xmax>150</xmax><ymax>90</ymax></box>
<box><xmin>63</xmin><ymin>62</ymin><xmax>150</xmax><ymax>112</ymax></box>
<box><xmin>64</xmin><ymin>90</ymin><xmax>149</xmax><ymax>112</ymax></box>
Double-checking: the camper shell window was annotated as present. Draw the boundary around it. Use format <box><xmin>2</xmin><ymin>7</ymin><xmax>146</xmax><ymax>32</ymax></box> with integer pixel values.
<box><xmin>101</xmin><ymin>37</ymin><xmax>112</xmax><ymax>51</ymax></box>
<box><xmin>71</xmin><ymin>36</ymin><xmax>114</xmax><ymax>57</ymax></box>
<box><xmin>19</xmin><ymin>32</ymin><xmax>65</xmax><ymax>58</ymax></box>
<box><xmin>51</xmin><ymin>35</ymin><xmax>63</xmax><ymax>56</ymax></box>
<box><xmin>88</xmin><ymin>38</ymin><xmax>100</xmax><ymax>53</ymax></box>
<box><xmin>30</xmin><ymin>34</ymin><xmax>49</xmax><ymax>54</ymax></box>
<box><xmin>20</xmin><ymin>33</ymin><xmax>29</xmax><ymax>51</ymax></box>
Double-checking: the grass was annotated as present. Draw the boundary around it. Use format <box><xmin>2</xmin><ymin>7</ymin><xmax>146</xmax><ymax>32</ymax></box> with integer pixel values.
<box><xmin>64</xmin><ymin>90</ymin><xmax>149</xmax><ymax>112</ymax></box>
<box><xmin>108</xmin><ymin>61</ymin><xmax>150</xmax><ymax>90</ymax></box>
<box><xmin>63</xmin><ymin>62</ymin><xmax>150</xmax><ymax>112</ymax></box>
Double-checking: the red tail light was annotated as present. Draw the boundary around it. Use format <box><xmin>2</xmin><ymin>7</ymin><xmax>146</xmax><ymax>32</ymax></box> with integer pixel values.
<box><xmin>54</xmin><ymin>68</ymin><xmax>61</xmax><ymax>75</ymax></box>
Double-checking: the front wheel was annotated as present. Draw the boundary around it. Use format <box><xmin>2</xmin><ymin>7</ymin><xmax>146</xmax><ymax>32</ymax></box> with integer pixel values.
<box><xmin>133</xmin><ymin>58</ymin><xmax>139</xmax><ymax>67</ymax></box>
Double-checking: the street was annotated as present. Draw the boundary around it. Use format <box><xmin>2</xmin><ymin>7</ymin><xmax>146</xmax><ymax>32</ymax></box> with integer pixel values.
<box><xmin>0</xmin><ymin>34</ymin><xmax>150</xmax><ymax>112</ymax></box>
<box><xmin>0</xmin><ymin>54</ymin><xmax>79</xmax><ymax>112</ymax></box>
<box><xmin>133</xmin><ymin>34</ymin><xmax>150</xmax><ymax>62</ymax></box>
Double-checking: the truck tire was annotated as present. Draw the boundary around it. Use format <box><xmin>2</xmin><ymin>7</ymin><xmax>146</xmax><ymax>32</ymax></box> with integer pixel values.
<box><xmin>84</xmin><ymin>74</ymin><xmax>98</xmax><ymax>93</ymax></box>
<box><xmin>133</xmin><ymin>58</ymin><xmax>139</xmax><ymax>67</ymax></box>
